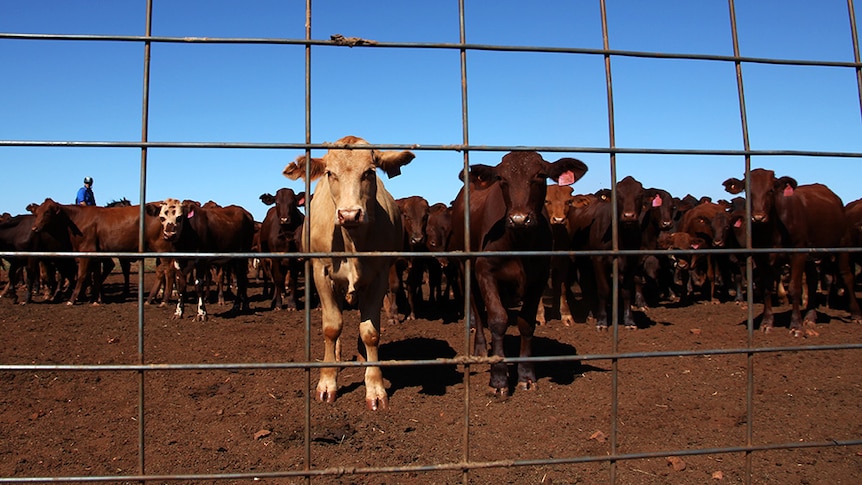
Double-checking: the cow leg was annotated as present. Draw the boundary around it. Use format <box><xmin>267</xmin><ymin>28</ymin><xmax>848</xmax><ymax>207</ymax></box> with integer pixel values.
<box><xmin>476</xmin><ymin>261</ymin><xmax>509</xmax><ymax>395</ymax></box>
<box><xmin>172</xmin><ymin>260</ymin><xmax>193</xmax><ymax>319</ymax></box>
<box><xmin>269</xmin><ymin>258</ymin><xmax>285</xmax><ymax>310</ymax></box>
<box><xmin>67</xmin><ymin>257</ymin><xmax>93</xmax><ymax>305</ymax></box>
<box><xmin>146</xmin><ymin>259</ymin><xmax>166</xmax><ymax>306</ymax></box>
<box><xmin>756</xmin><ymin>255</ymin><xmax>776</xmax><ymax>332</ymax></box>
<box><xmin>786</xmin><ymin>254</ymin><xmax>808</xmax><ymax>334</ymax></box>
<box><xmin>314</xmin><ymin>267</ymin><xmax>344</xmax><ymax>404</ymax></box>
<box><xmin>516</xmin><ymin>266</ymin><xmax>546</xmax><ymax>391</ymax></box>
<box><xmin>194</xmin><ymin>263</ymin><xmax>209</xmax><ymax>321</ymax></box>
<box><xmin>120</xmin><ymin>258</ymin><xmax>132</xmax><ymax>299</ymax></box>
<box><xmin>232</xmin><ymin>258</ymin><xmax>250</xmax><ymax>314</ymax></box>
<box><xmin>621</xmin><ymin>257</ymin><xmax>638</xmax><ymax>329</ymax></box>
<box><xmin>838</xmin><ymin>252</ymin><xmax>862</xmax><ymax>323</ymax></box>
<box><xmin>358</xmin><ymin>276</ymin><xmax>389</xmax><ymax>411</ymax></box>
<box><xmin>593</xmin><ymin>256</ymin><xmax>611</xmax><ymax>331</ymax></box>
<box><xmin>285</xmin><ymin>260</ymin><xmax>300</xmax><ymax>311</ymax></box>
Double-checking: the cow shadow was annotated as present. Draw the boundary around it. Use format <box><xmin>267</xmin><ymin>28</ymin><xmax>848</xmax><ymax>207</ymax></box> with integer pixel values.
<box><xmin>500</xmin><ymin>335</ymin><xmax>606</xmax><ymax>390</ymax></box>
<box><xmin>380</xmin><ymin>337</ymin><xmax>463</xmax><ymax>397</ymax></box>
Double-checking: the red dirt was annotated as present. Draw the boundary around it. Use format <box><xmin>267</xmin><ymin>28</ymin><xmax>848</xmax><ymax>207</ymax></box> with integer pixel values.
<box><xmin>1</xmin><ymin>267</ymin><xmax>861</xmax><ymax>484</ymax></box>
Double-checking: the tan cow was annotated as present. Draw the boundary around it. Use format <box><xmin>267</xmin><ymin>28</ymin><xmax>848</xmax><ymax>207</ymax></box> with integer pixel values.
<box><xmin>282</xmin><ymin>136</ymin><xmax>414</xmax><ymax>410</ymax></box>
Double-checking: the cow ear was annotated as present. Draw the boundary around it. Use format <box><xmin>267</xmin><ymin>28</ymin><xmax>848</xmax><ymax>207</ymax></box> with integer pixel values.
<box><xmin>549</xmin><ymin>157</ymin><xmax>588</xmax><ymax>186</ymax></box>
<box><xmin>296</xmin><ymin>192</ymin><xmax>306</xmax><ymax>207</ymax></box>
<box><xmin>374</xmin><ymin>150</ymin><xmax>415</xmax><ymax>179</ymax></box>
<box><xmin>723</xmin><ymin>178</ymin><xmax>745</xmax><ymax>195</ymax></box>
<box><xmin>466</xmin><ymin>164</ymin><xmax>498</xmax><ymax>187</ymax></box>
<box><xmin>283</xmin><ymin>155</ymin><xmax>326</xmax><ymax>181</ymax></box>
<box><xmin>26</xmin><ymin>203</ymin><xmax>38</xmax><ymax>213</ymax></box>
<box><xmin>144</xmin><ymin>202</ymin><xmax>162</xmax><ymax>217</ymax></box>
<box><xmin>775</xmin><ymin>176</ymin><xmax>798</xmax><ymax>196</ymax></box>
<box><xmin>595</xmin><ymin>188</ymin><xmax>612</xmax><ymax>201</ymax></box>
<box><xmin>260</xmin><ymin>193</ymin><xmax>276</xmax><ymax>206</ymax></box>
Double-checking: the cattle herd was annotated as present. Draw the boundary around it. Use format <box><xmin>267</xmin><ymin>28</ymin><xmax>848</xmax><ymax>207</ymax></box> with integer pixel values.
<box><xmin>2</xmin><ymin>135</ymin><xmax>862</xmax><ymax>409</ymax></box>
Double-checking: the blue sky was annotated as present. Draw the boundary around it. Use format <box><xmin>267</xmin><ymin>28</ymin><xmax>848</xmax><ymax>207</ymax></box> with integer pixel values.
<box><xmin>1</xmin><ymin>0</ymin><xmax>861</xmax><ymax>221</ymax></box>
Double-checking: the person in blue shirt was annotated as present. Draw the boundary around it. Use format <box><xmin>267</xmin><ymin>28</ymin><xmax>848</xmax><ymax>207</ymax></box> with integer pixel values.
<box><xmin>76</xmin><ymin>176</ymin><xmax>96</xmax><ymax>206</ymax></box>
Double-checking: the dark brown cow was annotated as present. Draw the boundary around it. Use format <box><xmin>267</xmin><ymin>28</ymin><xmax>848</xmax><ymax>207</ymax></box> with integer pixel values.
<box><xmin>146</xmin><ymin>198</ymin><xmax>255</xmax><ymax>321</ymax></box>
<box><xmin>724</xmin><ymin>169</ymin><xmax>862</xmax><ymax>334</ymax></box>
<box><xmin>0</xmin><ymin>214</ymin><xmax>44</xmax><ymax>304</ymax></box>
<box><xmin>259</xmin><ymin>189</ymin><xmax>306</xmax><ymax>311</ymax></box>
<box><xmin>393</xmin><ymin>195</ymin><xmax>431</xmax><ymax>321</ymax></box>
<box><xmin>450</xmin><ymin>151</ymin><xmax>587</xmax><ymax>396</ymax></box>
<box><xmin>425</xmin><ymin>202</ymin><xmax>461</xmax><ymax>314</ymax></box>
<box><xmin>30</xmin><ymin>198</ymin><xmax>156</xmax><ymax>305</ymax></box>
<box><xmin>282</xmin><ymin>135</ymin><xmax>415</xmax><ymax>410</ymax></box>
<box><xmin>846</xmin><ymin>198</ymin><xmax>862</xmax><ymax>284</ymax></box>
<box><xmin>674</xmin><ymin>200</ymin><xmax>732</xmax><ymax>303</ymax></box>
<box><xmin>569</xmin><ymin>177</ymin><xmax>649</xmax><ymax>330</ymax></box>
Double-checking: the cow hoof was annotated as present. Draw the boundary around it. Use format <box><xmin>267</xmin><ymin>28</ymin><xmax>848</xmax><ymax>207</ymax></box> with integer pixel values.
<box><xmin>561</xmin><ymin>315</ymin><xmax>574</xmax><ymax>327</ymax></box>
<box><xmin>517</xmin><ymin>380</ymin><xmax>537</xmax><ymax>392</ymax></box>
<box><xmin>487</xmin><ymin>387</ymin><xmax>509</xmax><ymax>399</ymax></box>
<box><xmin>316</xmin><ymin>390</ymin><xmax>337</xmax><ymax>403</ymax></box>
<box><xmin>596</xmin><ymin>325</ymin><xmax>608</xmax><ymax>332</ymax></box>
<box><xmin>761</xmin><ymin>326</ymin><xmax>773</xmax><ymax>334</ymax></box>
<box><xmin>366</xmin><ymin>395</ymin><xmax>388</xmax><ymax>411</ymax></box>
<box><xmin>852</xmin><ymin>315</ymin><xmax>862</xmax><ymax>324</ymax></box>
<box><xmin>625</xmin><ymin>324</ymin><xmax>637</xmax><ymax>330</ymax></box>
<box><xmin>789</xmin><ymin>328</ymin><xmax>804</xmax><ymax>338</ymax></box>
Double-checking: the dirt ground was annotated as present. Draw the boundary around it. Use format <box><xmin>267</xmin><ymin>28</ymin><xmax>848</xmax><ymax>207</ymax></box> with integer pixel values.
<box><xmin>1</xmin><ymin>263</ymin><xmax>861</xmax><ymax>485</ymax></box>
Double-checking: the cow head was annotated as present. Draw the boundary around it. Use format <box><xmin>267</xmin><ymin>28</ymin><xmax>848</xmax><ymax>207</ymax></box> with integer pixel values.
<box><xmin>425</xmin><ymin>202</ymin><xmax>452</xmax><ymax>253</ymax></box>
<box><xmin>146</xmin><ymin>198</ymin><xmax>187</xmax><ymax>242</ymax></box>
<box><xmin>544</xmin><ymin>184</ymin><xmax>575</xmax><ymax>226</ymax></box>
<box><xmin>616</xmin><ymin>176</ymin><xmax>645</xmax><ymax>224</ymax></box>
<box><xmin>30</xmin><ymin>198</ymin><xmax>64</xmax><ymax>234</ymax></box>
<box><xmin>643</xmin><ymin>188</ymin><xmax>674</xmax><ymax>230</ymax></box>
<box><xmin>260</xmin><ymin>188</ymin><xmax>306</xmax><ymax>226</ymax></box>
<box><xmin>467</xmin><ymin>152</ymin><xmax>588</xmax><ymax>230</ymax></box>
<box><xmin>723</xmin><ymin>168</ymin><xmax>797</xmax><ymax>224</ymax></box>
<box><xmin>396</xmin><ymin>196</ymin><xmax>430</xmax><ymax>248</ymax></box>
<box><xmin>282</xmin><ymin>136</ymin><xmax>415</xmax><ymax>228</ymax></box>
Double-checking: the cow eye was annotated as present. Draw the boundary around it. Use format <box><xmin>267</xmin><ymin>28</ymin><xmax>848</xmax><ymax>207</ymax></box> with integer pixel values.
<box><xmin>362</xmin><ymin>169</ymin><xmax>376</xmax><ymax>181</ymax></box>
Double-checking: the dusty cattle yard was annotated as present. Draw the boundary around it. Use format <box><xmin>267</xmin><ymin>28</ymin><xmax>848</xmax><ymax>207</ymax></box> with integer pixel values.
<box><xmin>1</xmin><ymin>269</ymin><xmax>861</xmax><ymax>485</ymax></box>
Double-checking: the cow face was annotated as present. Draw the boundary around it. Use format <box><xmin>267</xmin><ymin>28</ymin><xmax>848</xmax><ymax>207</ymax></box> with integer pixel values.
<box><xmin>282</xmin><ymin>136</ymin><xmax>414</xmax><ymax>228</ymax></box>
<box><xmin>544</xmin><ymin>184</ymin><xmax>575</xmax><ymax>226</ymax></box>
<box><xmin>616</xmin><ymin>176</ymin><xmax>645</xmax><ymax>224</ymax></box>
<box><xmin>261</xmin><ymin>188</ymin><xmax>305</xmax><ymax>226</ymax></box>
<box><xmin>30</xmin><ymin>198</ymin><xmax>63</xmax><ymax>234</ymax></box>
<box><xmin>397</xmin><ymin>196</ymin><xmax>430</xmax><ymax>248</ymax></box>
<box><xmin>644</xmin><ymin>188</ymin><xmax>674</xmax><ymax>230</ymax></box>
<box><xmin>723</xmin><ymin>169</ymin><xmax>798</xmax><ymax>224</ymax></box>
<box><xmin>469</xmin><ymin>152</ymin><xmax>588</xmax><ymax>230</ymax></box>
<box><xmin>155</xmin><ymin>198</ymin><xmax>186</xmax><ymax>242</ymax></box>
<box><xmin>425</xmin><ymin>203</ymin><xmax>452</xmax><ymax>252</ymax></box>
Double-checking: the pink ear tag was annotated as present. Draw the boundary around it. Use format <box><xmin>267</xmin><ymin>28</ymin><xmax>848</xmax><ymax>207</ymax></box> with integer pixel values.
<box><xmin>557</xmin><ymin>170</ymin><xmax>575</xmax><ymax>186</ymax></box>
<box><xmin>652</xmin><ymin>194</ymin><xmax>662</xmax><ymax>207</ymax></box>
<box><xmin>691</xmin><ymin>243</ymin><xmax>700</xmax><ymax>250</ymax></box>
<box><xmin>188</xmin><ymin>209</ymin><xmax>195</xmax><ymax>218</ymax></box>
<box><xmin>734</xmin><ymin>219</ymin><xmax>742</xmax><ymax>228</ymax></box>
<box><xmin>783</xmin><ymin>185</ymin><xmax>794</xmax><ymax>197</ymax></box>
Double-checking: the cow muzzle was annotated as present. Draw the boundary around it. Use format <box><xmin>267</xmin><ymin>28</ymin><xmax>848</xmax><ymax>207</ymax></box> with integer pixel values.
<box><xmin>507</xmin><ymin>212</ymin><xmax>537</xmax><ymax>229</ymax></box>
<box><xmin>336</xmin><ymin>208</ymin><xmax>364</xmax><ymax>227</ymax></box>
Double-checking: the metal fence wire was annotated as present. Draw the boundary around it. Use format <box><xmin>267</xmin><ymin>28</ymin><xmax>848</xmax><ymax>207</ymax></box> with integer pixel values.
<box><xmin>2</xmin><ymin>0</ymin><xmax>862</xmax><ymax>484</ymax></box>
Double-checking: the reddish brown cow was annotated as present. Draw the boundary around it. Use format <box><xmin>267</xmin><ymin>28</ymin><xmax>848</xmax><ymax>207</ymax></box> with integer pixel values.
<box><xmin>259</xmin><ymin>189</ymin><xmax>306</xmax><ymax>311</ymax></box>
<box><xmin>538</xmin><ymin>184</ymin><xmax>581</xmax><ymax>326</ymax></box>
<box><xmin>146</xmin><ymin>198</ymin><xmax>255</xmax><ymax>321</ymax></box>
<box><xmin>724</xmin><ymin>169</ymin><xmax>862</xmax><ymax>334</ymax></box>
<box><xmin>392</xmin><ymin>195</ymin><xmax>431</xmax><ymax>321</ymax></box>
<box><xmin>846</xmin><ymin>198</ymin><xmax>862</xmax><ymax>284</ymax></box>
<box><xmin>0</xmin><ymin>214</ymin><xmax>44</xmax><ymax>304</ymax></box>
<box><xmin>450</xmin><ymin>151</ymin><xmax>588</xmax><ymax>396</ymax></box>
<box><xmin>282</xmin><ymin>136</ymin><xmax>415</xmax><ymax>410</ymax></box>
<box><xmin>30</xmin><ymin>198</ymin><xmax>157</xmax><ymax>305</ymax></box>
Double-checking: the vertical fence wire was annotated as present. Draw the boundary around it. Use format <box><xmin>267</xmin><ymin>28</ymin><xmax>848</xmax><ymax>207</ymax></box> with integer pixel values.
<box><xmin>1</xmin><ymin>1</ymin><xmax>862</xmax><ymax>484</ymax></box>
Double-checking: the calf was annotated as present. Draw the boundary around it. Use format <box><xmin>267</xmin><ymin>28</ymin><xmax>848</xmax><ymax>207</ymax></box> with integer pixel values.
<box><xmin>425</xmin><ymin>202</ymin><xmax>461</xmax><ymax>315</ymax></box>
<box><xmin>282</xmin><ymin>135</ymin><xmax>415</xmax><ymax>410</ymax></box>
<box><xmin>724</xmin><ymin>169</ymin><xmax>862</xmax><ymax>334</ymax></box>
<box><xmin>450</xmin><ymin>151</ymin><xmax>587</xmax><ymax>396</ymax></box>
<box><xmin>394</xmin><ymin>195</ymin><xmax>431</xmax><ymax>321</ymax></box>
<box><xmin>259</xmin><ymin>189</ymin><xmax>306</xmax><ymax>311</ymax></box>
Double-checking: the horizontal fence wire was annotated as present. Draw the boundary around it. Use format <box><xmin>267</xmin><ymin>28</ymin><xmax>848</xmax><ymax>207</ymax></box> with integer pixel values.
<box><xmin>1</xmin><ymin>0</ymin><xmax>861</xmax><ymax>484</ymax></box>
